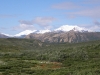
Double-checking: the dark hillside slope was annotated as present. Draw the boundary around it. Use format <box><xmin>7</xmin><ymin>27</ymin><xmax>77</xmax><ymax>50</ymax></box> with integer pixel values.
<box><xmin>0</xmin><ymin>38</ymin><xmax>43</xmax><ymax>50</ymax></box>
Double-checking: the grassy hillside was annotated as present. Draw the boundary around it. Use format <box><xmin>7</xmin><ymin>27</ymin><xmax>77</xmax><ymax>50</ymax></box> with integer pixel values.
<box><xmin>0</xmin><ymin>38</ymin><xmax>100</xmax><ymax>75</ymax></box>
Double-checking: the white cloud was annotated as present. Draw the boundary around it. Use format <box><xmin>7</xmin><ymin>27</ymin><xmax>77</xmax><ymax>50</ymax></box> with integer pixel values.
<box><xmin>19</xmin><ymin>24</ymin><xmax>34</xmax><ymax>30</ymax></box>
<box><xmin>94</xmin><ymin>20</ymin><xmax>100</xmax><ymax>25</ymax></box>
<box><xmin>52</xmin><ymin>2</ymin><xmax>80</xmax><ymax>10</ymax></box>
<box><xmin>13</xmin><ymin>24</ymin><xmax>35</xmax><ymax>31</ymax></box>
<box><xmin>19</xmin><ymin>20</ymin><xmax>33</xmax><ymax>25</ymax></box>
<box><xmin>68</xmin><ymin>7</ymin><xmax>100</xmax><ymax>18</ymax></box>
<box><xmin>89</xmin><ymin>25</ymin><xmax>100</xmax><ymax>31</ymax></box>
<box><xmin>52</xmin><ymin>1</ymin><xmax>100</xmax><ymax>18</ymax></box>
<box><xmin>34</xmin><ymin>17</ymin><xmax>56</xmax><ymax>26</ymax></box>
<box><xmin>89</xmin><ymin>20</ymin><xmax>100</xmax><ymax>31</ymax></box>
<box><xmin>14</xmin><ymin>17</ymin><xmax>56</xmax><ymax>31</ymax></box>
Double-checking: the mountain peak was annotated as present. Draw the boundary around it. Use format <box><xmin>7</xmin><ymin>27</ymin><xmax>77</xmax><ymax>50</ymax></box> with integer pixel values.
<box><xmin>1</xmin><ymin>25</ymin><xmax>92</xmax><ymax>37</ymax></box>
<box><xmin>14</xmin><ymin>29</ymin><xmax>51</xmax><ymax>37</ymax></box>
<box><xmin>36</xmin><ymin>29</ymin><xmax>51</xmax><ymax>34</ymax></box>
<box><xmin>0</xmin><ymin>33</ymin><xmax>9</xmax><ymax>38</ymax></box>
<box><xmin>14</xmin><ymin>30</ymin><xmax>37</xmax><ymax>37</ymax></box>
<box><xmin>54</xmin><ymin>25</ymin><xmax>88</xmax><ymax>32</ymax></box>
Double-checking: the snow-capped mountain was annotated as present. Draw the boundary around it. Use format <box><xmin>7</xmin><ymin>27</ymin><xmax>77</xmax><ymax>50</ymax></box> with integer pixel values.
<box><xmin>1</xmin><ymin>25</ymin><xmax>100</xmax><ymax>43</ymax></box>
<box><xmin>13</xmin><ymin>25</ymin><xmax>90</xmax><ymax>37</ymax></box>
<box><xmin>1</xmin><ymin>25</ymin><xmax>92</xmax><ymax>37</ymax></box>
<box><xmin>54</xmin><ymin>25</ymin><xmax>89</xmax><ymax>32</ymax></box>
<box><xmin>0</xmin><ymin>33</ymin><xmax>9</xmax><ymax>38</ymax></box>
<box><xmin>1</xmin><ymin>33</ymin><xmax>14</xmax><ymax>37</ymax></box>
<box><xmin>36</xmin><ymin>29</ymin><xmax>51</xmax><ymax>34</ymax></box>
<box><xmin>14</xmin><ymin>29</ymin><xmax>51</xmax><ymax>37</ymax></box>
<box><xmin>14</xmin><ymin>30</ymin><xmax>37</xmax><ymax>37</ymax></box>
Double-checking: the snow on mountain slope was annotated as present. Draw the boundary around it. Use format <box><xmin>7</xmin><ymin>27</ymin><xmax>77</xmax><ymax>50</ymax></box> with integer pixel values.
<box><xmin>36</xmin><ymin>29</ymin><xmax>51</xmax><ymax>34</ymax></box>
<box><xmin>1</xmin><ymin>25</ymin><xmax>92</xmax><ymax>37</ymax></box>
<box><xmin>1</xmin><ymin>33</ymin><xmax>13</xmax><ymax>37</ymax></box>
<box><xmin>0</xmin><ymin>33</ymin><xmax>10</xmax><ymax>38</ymax></box>
<box><xmin>15</xmin><ymin>30</ymin><xmax>37</xmax><ymax>37</ymax></box>
<box><xmin>54</xmin><ymin>25</ymin><xmax>88</xmax><ymax>32</ymax></box>
<box><xmin>14</xmin><ymin>29</ymin><xmax>51</xmax><ymax>37</ymax></box>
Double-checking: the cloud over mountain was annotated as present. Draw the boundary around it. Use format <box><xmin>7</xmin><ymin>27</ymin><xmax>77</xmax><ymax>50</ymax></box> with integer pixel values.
<box><xmin>2</xmin><ymin>24</ymin><xmax>100</xmax><ymax>37</ymax></box>
<box><xmin>14</xmin><ymin>25</ymin><xmax>90</xmax><ymax>37</ymax></box>
<box><xmin>13</xmin><ymin>24</ymin><xmax>35</xmax><ymax>31</ymax></box>
<box><xmin>13</xmin><ymin>17</ymin><xmax>56</xmax><ymax>31</ymax></box>
<box><xmin>94</xmin><ymin>20</ymin><xmax>100</xmax><ymax>25</ymax></box>
<box><xmin>34</xmin><ymin>17</ymin><xmax>56</xmax><ymax>26</ymax></box>
<box><xmin>19</xmin><ymin>20</ymin><xmax>33</xmax><ymax>25</ymax></box>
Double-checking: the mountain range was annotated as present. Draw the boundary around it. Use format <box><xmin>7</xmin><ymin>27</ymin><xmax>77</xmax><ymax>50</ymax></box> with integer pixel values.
<box><xmin>0</xmin><ymin>25</ymin><xmax>100</xmax><ymax>43</ymax></box>
<box><xmin>15</xmin><ymin>25</ymin><xmax>90</xmax><ymax>37</ymax></box>
<box><xmin>26</xmin><ymin>30</ymin><xmax>100</xmax><ymax>43</ymax></box>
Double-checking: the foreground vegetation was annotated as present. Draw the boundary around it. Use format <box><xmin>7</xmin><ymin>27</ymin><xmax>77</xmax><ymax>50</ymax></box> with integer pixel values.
<box><xmin>0</xmin><ymin>38</ymin><xmax>100</xmax><ymax>75</ymax></box>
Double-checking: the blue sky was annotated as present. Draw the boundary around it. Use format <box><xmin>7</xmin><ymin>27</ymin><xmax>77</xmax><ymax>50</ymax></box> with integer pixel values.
<box><xmin>0</xmin><ymin>0</ymin><xmax>100</xmax><ymax>35</ymax></box>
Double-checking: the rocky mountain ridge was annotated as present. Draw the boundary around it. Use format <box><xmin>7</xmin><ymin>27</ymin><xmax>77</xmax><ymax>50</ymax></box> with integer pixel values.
<box><xmin>12</xmin><ymin>25</ymin><xmax>90</xmax><ymax>37</ymax></box>
<box><xmin>1</xmin><ymin>25</ymin><xmax>100</xmax><ymax>43</ymax></box>
<box><xmin>26</xmin><ymin>30</ymin><xmax>100</xmax><ymax>43</ymax></box>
